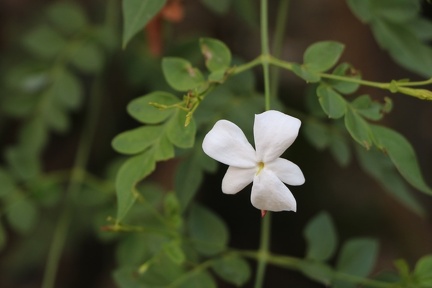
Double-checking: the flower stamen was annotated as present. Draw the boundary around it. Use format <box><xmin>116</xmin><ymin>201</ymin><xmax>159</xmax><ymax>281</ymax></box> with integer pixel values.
<box><xmin>256</xmin><ymin>161</ymin><xmax>265</xmax><ymax>175</ymax></box>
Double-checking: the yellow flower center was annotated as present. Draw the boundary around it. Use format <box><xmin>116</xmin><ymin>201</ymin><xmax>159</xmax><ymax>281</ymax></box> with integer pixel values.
<box><xmin>256</xmin><ymin>161</ymin><xmax>265</xmax><ymax>175</ymax></box>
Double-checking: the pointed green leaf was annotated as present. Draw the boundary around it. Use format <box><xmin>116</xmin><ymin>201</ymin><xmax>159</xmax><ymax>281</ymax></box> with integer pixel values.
<box><xmin>346</xmin><ymin>0</ymin><xmax>373</xmax><ymax>23</ymax></box>
<box><xmin>200</xmin><ymin>38</ymin><xmax>231</xmax><ymax>72</ymax></box>
<box><xmin>355</xmin><ymin>146</ymin><xmax>425</xmax><ymax>217</ymax></box>
<box><xmin>188</xmin><ymin>204</ymin><xmax>228</xmax><ymax>256</ymax></box>
<box><xmin>154</xmin><ymin>134</ymin><xmax>175</xmax><ymax>161</ymax></box>
<box><xmin>127</xmin><ymin>92</ymin><xmax>179</xmax><ymax>124</ymax></box>
<box><xmin>334</xmin><ymin>238</ymin><xmax>379</xmax><ymax>288</ymax></box>
<box><xmin>328</xmin><ymin>63</ymin><xmax>361</xmax><ymax>94</ymax></box>
<box><xmin>112</xmin><ymin>126</ymin><xmax>164</xmax><ymax>155</ymax></box>
<box><xmin>6</xmin><ymin>196</ymin><xmax>39</xmax><ymax>234</ymax></box>
<box><xmin>70</xmin><ymin>42</ymin><xmax>104</xmax><ymax>73</ymax></box>
<box><xmin>351</xmin><ymin>95</ymin><xmax>383</xmax><ymax>121</ymax></box>
<box><xmin>122</xmin><ymin>0</ymin><xmax>167</xmax><ymax>48</ymax></box>
<box><xmin>175</xmin><ymin>151</ymin><xmax>203</xmax><ymax>210</ymax></box>
<box><xmin>414</xmin><ymin>255</ymin><xmax>432</xmax><ymax>287</ymax></box>
<box><xmin>201</xmin><ymin>0</ymin><xmax>231</xmax><ymax>14</ymax></box>
<box><xmin>300</xmin><ymin>261</ymin><xmax>334</xmax><ymax>285</ymax></box>
<box><xmin>304</xmin><ymin>41</ymin><xmax>345</xmax><ymax>72</ymax></box>
<box><xmin>303</xmin><ymin>120</ymin><xmax>330</xmax><ymax>150</ymax></box>
<box><xmin>166</xmin><ymin>110</ymin><xmax>196</xmax><ymax>148</ymax></box>
<box><xmin>22</xmin><ymin>25</ymin><xmax>66</xmax><ymax>59</ymax></box>
<box><xmin>292</xmin><ymin>63</ymin><xmax>321</xmax><ymax>83</ymax></box>
<box><xmin>212</xmin><ymin>255</ymin><xmax>251</xmax><ymax>286</ymax></box>
<box><xmin>344</xmin><ymin>107</ymin><xmax>373</xmax><ymax>149</ymax></box>
<box><xmin>163</xmin><ymin>241</ymin><xmax>185</xmax><ymax>265</ymax></box>
<box><xmin>162</xmin><ymin>57</ymin><xmax>205</xmax><ymax>91</ymax></box>
<box><xmin>5</xmin><ymin>146</ymin><xmax>41</xmax><ymax>180</ymax></box>
<box><xmin>329</xmin><ymin>133</ymin><xmax>351</xmax><ymax>167</ymax></box>
<box><xmin>115</xmin><ymin>152</ymin><xmax>156</xmax><ymax>222</ymax></box>
<box><xmin>0</xmin><ymin>168</ymin><xmax>16</xmax><ymax>198</ymax></box>
<box><xmin>371</xmin><ymin>125</ymin><xmax>432</xmax><ymax>195</ymax></box>
<box><xmin>46</xmin><ymin>1</ymin><xmax>87</xmax><ymax>34</ymax></box>
<box><xmin>51</xmin><ymin>68</ymin><xmax>83</xmax><ymax>110</ymax></box>
<box><xmin>177</xmin><ymin>271</ymin><xmax>216</xmax><ymax>288</ymax></box>
<box><xmin>317</xmin><ymin>84</ymin><xmax>347</xmax><ymax>119</ymax></box>
<box><xmin>304</xmin><ymin>211</ymin><xmax>338</xmax><ymax>261</ymax></box>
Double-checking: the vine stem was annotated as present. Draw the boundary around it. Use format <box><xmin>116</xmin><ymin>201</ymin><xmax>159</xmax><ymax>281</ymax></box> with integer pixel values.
<box><xmin>41</xmin><ymin>78</ymin><xmax>102</xmax><ymax>288</ymax></box>
<box><xmin>261</xmin><ymin>0</ymin><xmax>271</xmax><ymax>111</ymax></box>
<box><xmin>255</xmin><ymin>0</ymin><xmax>272</xmax><ymax>287</ymax></box>
<box><xmin>270</xmin><ymin>0</ymin><xmax>290</xmax><ymax>99</ymax></box>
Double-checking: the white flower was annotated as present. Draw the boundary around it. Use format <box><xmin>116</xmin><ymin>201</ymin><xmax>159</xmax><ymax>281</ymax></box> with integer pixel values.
<box><xmin>202</xmin><ymin>110</ymin><xmax>305</xmax><ymax>214</ymax></box>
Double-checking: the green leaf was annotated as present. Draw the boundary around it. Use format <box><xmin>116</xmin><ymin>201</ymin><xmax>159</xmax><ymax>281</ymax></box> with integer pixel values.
<box><xmin>300</xmin><ymin>261</ymin><xmax>334</xmax><ymax>285</ymax></box>
<box><xmin>344</xmin><ymin>107</ymin><xmax>373</xmax><ymax>149</ymax></box>
<box><xmin>0</xmin><ymin>168</ymin><xmax>16</xmax><ymax>198</ymax></box>
<box><xmin>22</xmin><ymin>25</ymin><xmax>66</xmax><ymax>59</ymax></box>
<box><xmin>201</xmin><ymin>0</ymin><xmax>231</xmax><ymax>14</ymax></box>
<box><xmin>370</xmin><ymin>0</ymin><xmax>420</xmax><ymax>23</ymax></box>
<box><xmin>127</xmin><ymin>92</ymin><xmax>179</xmax><ymax>124</ymax></box>
<box><xmin>70</xmin><ymin>42</ymin><xmax>104</xmax><ymax>73</ymax></box>
<box><xmin>175</xmin><ymin>151</ymin><xmax>203</xmax><ymax>210</ymax></box>
<box><xmin>163</xmin><ymin>241</ymin><xmax>185</xmax><ymax>265</ymax></box>
<box><xmin>113</xmin><ymin>267</ymin><xmax>142</xmax><ymax>288</ymax></box>
<box><xmin>188</xmin><ymin>204</ymin><xmax>229</xmax><ymax>256</ymax></box>
<box><xmin>200</xmin><ymin>38</ymin><xmax>231</xmax><ymax>72</ymax></box>
<box><xmin>351</xmin><ymin>95</ymin><xmax>383</xmax><ymax>121</ymax></box>
<box><xmin>18</xmin><ymin>117</ymin><xmax>47</xmax><ymax>155</ymax></box>
<box><xmin>50</xmin><ymin>68</ymin><xmax>83</xmax><ymax>110</ymax></box>
<box><xmin>371</xmin><ymin>125</ymin><xmax>432</xmax><ymax>196</ymax></box>
<box><xmin>6</xmin><ymin>196</ymin><xmax>39</xmax><ymax>234</ymax></box>
<box><xmin>292</xmin><ymin>63</ymin><xmax>321</xmax><ymax>83</ymax></box>
<box><xmin>5</xmin><ymin>147</ymin><xmax>41</xmax><ymax>180</ymax></box>
<box><xmin>329</xmin><ymin>133</ymin><xmax>351</xmax><ymax>167</ymax></box>
<box><xmin>414</xmin><ymin>255</ymin><xmax>432</xmax><ymax>287</ymax></box>
<box><xmin>334</xmin><ymin>238</ymin><xmax>379</xmax><ymax>288</ymax></box>
<box><xmin>304</xmin><ymin>41</ymin><xmax>345</xmax><ymax>72</ymax></box>
<box><xmin>304</xmin><ymin>211</ymin><xmax>338</xmax><ymax>261</ymax></box>
<box><xmin>303</xmin><ymin>120</ymin><xmax>330</xmax><ymax>150</ymax></box>
<box><xmin>122</xmin><ymin>0</ymin><xmax>167</xmax><ymax>48</ymax></box>
<box><xmin>371</xmin><ymin>20</ymin><xmax>432</xmax><ymax>77</ymax></box>
<box><xmin>166</xmin><ymin>110</ymin><xmax>196</xmax><ymax>149</ymax></box>
<box><xmin>346</xmin><ymin>0</ymin><xmax>373</xmax><ymax>23</ymax></box>
<box><xmin>163</xmin><ymin>193</ymin><xmax>182</xmax><ymax>228</ymax></box>
<box><xmin>112</xmin><ymin>126</ymin><xmax>164</xmax><ymax>155</ymax></box>
<box><xmin>212</xmin><ymin>255</ymin><xmax>251</xmax><ymax>286</ymax></box>
<box><xmin>328</xmin><ymin>63</ymin><xmax>361</xmax><ymax>94</ymax></box>
<box><xmin>317</xmin><ymin>84</ymin><xmax>347</xmax><ymax>119</ymax></box>
<box><xmin>154</xmin><ymin>134</ymin><xmax>175</xmax><ymax>161</ymax></box>
<box><xmin>162</xmin><ymin>57</ymin><xmax>205</xmax><ymax>91</ymax></box>
<box><xmin>43</xmin><ymin>102</ymin><xmax>70</xmax><ymax>133</ymax></box>
<box><xmin>408</xmin><ymin>18</ymin><xmax>432</xmax><ymax>41</ymax></box>
<box><xmin>46</xmin><ymin>1</ymin><xmax>87</xmax><ymax>34</ymax></box>
<box><xmin>357</xmin><ymin>146</ymin><xmax>425</xmax><ymax>217</ymax></box>
<box><xmin>115</xmin><ymin>152</ymin><xmax>156</xmax><ymax>222</ymax></box>
<box><xmin>177</xmin><ymin>271</ymin><xmax>216</xmax><ymax>288</ymax></box>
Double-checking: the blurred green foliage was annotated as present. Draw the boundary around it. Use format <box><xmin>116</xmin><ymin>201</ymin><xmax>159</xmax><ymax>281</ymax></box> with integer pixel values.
<box><xmin>0</xmin><ymin>0</ymin><xmax>431</xmax><ymax>287</ymax></box>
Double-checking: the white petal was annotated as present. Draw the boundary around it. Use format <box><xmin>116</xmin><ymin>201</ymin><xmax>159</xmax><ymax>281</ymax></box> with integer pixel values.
<box><xmin>254</xmin><ymin>110</ymin><xmax>301</xmax><ymax>162</ymax></box>
<box><xmin>221</xmin><ymin>166</ymin><xmax>255</xmax><ymax>194</ymax></box>
<box><xmin>202</xmin><ymin>120</ymin><xmax>256</xmax><ymax>168</ymax></box>
<box><xmin>250</xmin><ymin>169</ymin><xmax>297</xmax><ymax>212</ymax></box>
<box><xmin>267</xmin><ymin>158</ymin><xmax>305</xmax><ymax>186</ymax></box>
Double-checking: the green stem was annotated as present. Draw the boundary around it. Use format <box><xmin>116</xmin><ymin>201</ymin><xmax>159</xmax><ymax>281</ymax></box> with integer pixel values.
<box><xmin>261</xmin><ymin>0</ymin><xmax>271</xmax><ymax>111</ymax></box>
<box><xmin>254</xmin><ymin>213</ymin><xmax>272</xmax><ymax>288</ymax></box>
<box><xmin>41</xmin><ymin>78</ymin><xmax>102</xmax><ymax>288</ymax></box>
<box><xmin>270</xmin><ymin>0</ymin><xmax>290</xmax><ymax>99</ymax></box>
<box><xmin>255</xmin><ymin>0</ymin><xmax>272</xmax><ymax>287</ymax></box>
<box><xmin>239</xmin><ymin>250</ymin><xmax>395</xmax><ymax>288</ymax></box>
